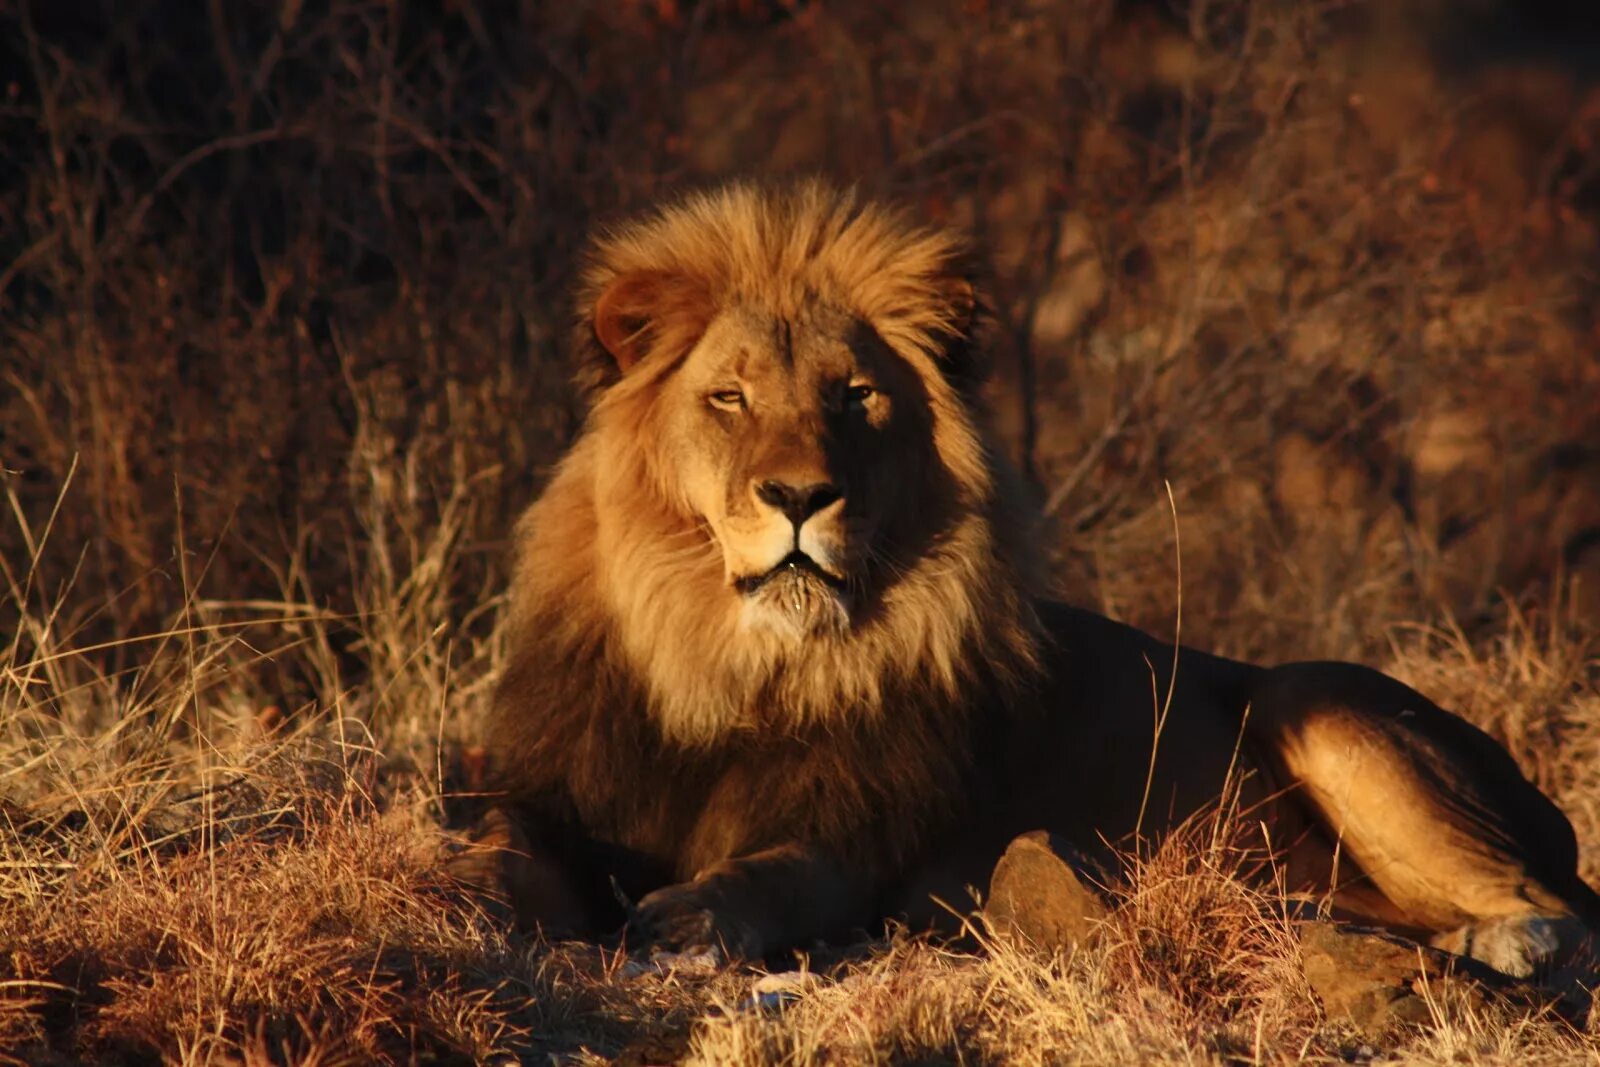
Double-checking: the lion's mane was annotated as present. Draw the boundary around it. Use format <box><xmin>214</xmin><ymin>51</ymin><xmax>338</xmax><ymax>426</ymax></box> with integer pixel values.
<box><xmin>485</xmin><ymin>182</ymin><xmax>1053</xmax><ymax>911</ymax></box>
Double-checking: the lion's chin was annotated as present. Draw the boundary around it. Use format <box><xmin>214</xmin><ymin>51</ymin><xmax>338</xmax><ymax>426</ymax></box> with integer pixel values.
<box><xmin>738</xmin><ymin>567</ymin><xmax>852</xmax><ymax>640</ymax></box>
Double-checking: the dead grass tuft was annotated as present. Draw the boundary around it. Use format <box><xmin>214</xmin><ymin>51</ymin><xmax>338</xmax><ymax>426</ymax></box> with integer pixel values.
<box><xmin>2</xmin><ymin>756</ymin><xmax>512</xmax><ymax>1062</ymax></box>
<box><xmin>1103</xmin><ymin>817</ymin><xmax>1311</xmax><ymax>1049</ymax></box>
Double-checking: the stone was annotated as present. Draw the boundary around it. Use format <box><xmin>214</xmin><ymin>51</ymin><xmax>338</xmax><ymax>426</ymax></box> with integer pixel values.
<box><xmin>985</xmin><ymin>830</ymin><xmax>1111</xmax><ymax>954</ymax></box>
<box><xmin>1295</xmin><ymin>920</ymin><xmax>1554</xmax><ymax>1030</ymax></box>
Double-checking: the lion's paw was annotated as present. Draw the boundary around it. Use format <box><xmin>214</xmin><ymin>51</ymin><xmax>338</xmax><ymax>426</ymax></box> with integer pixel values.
<box><xmin>1432</xmin><ymin>914</ymin><xmax>1591</xmax><ymax>980</ymax></box>
<box><xmin>628</xmin><ymin>883</ymin><xmax>761</xmax><ymax>961</ymax></box>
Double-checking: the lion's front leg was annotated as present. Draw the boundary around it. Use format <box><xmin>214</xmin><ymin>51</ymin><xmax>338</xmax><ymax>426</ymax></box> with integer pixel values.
<box><xmin>628</xmin><ymin>843</ymin><xmax>871</xmax><ymax>960</ymax></box>
<box><xmin>446</xmin><ymin>807</ymin><xmax>595</xmax><ymax>936</ymax></box>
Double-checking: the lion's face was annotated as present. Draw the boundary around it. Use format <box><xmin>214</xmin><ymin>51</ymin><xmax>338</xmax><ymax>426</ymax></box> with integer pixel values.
<box><xmin>654</xmin><ymin>302</ymin><xmax>938</xmax><ymax>639</ymax></box>
<box><xmin>523</xmin><ymin>183</ymin><xmax>1034</xmax><ymax>739</ymax></box>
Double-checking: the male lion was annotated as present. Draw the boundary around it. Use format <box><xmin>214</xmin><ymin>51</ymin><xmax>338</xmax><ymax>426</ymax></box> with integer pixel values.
<box><xmin>484</xmin><ymin>180</ymin><xmax>1597</xmax><ymax>978</ymax></box>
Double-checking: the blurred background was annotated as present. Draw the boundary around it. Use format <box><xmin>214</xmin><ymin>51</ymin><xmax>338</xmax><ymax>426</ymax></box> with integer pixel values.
<box><xmin>4</xmin><ymin>0</ymin><xmax>1600</xmax><ymax>705</ymax></box>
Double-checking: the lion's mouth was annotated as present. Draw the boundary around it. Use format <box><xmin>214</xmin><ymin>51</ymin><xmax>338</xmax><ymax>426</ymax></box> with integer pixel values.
<box><xmin>734</xmin><ymin>551</ymin><xmax>847</xmax><ymax>595</ymax></box>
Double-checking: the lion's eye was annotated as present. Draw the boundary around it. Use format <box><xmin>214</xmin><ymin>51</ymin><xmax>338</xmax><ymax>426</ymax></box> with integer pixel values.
<box><xmin>844</xmin><ymin>383</ymin><xmax>876</xmax><ymax>406</ymax></box>
<box><xmin>707</xmin><ymin>389</ymin><xmax>746</xmax><ymax>412</ymax></box>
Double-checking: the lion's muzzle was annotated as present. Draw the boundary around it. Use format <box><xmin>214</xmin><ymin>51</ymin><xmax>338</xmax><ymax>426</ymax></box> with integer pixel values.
<box><xmin>739</xmin><ymin>556</ymin><xmax>853</xmax><ymax>637</ymax></box>
<box><xmin>730</xmin><ymin>464</ymin><xmax>855</xmax><ymax>637</ymax></box>
<box><xmin>734</xmin><ymin>551</ymin><xmax>847</xmax><ymax>595</ymax></box>
<box><xmin>753</xmin><ymin>478</ymin><xmax>843</xmax><ymax>528</ymax></box>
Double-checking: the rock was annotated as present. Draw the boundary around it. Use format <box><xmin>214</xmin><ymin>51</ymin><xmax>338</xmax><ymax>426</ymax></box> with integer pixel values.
<box><xmin>613</xmin><ymin>1027</ymin><xmax>694</xmax><ymax>1067</ymax></box>
<box><xmin>1295</xmin><ymin>921</ymin><xmax>1556</xmax><ymax>1030</ymax></box>
<box><xmin>739</xmin><ymin>969</ymin><xmax>827</xmax><ymax>1012</ymax></box>
<box><xmin>618</xmin><ymin>950</ymin><xmax>723</xmax><ymax>981</ymax></box>
<box><xmin>985</xmin><ymin>830</ymin><xmax>1111</xmax><ymax>954</ymax></box>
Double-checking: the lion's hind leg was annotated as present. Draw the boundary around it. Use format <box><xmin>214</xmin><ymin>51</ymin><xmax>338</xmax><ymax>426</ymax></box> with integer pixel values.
<box><xmin>1250</xmin><ymin>661</ymin><xmax>1600</xmax><ymax>980</ymax></box>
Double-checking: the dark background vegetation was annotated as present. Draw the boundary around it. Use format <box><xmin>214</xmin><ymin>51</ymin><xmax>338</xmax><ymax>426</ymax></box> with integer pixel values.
<box><xmin>6</xmin><ymin>0</ymin><xmax>1600</xmax><ymax>676</ymax></box>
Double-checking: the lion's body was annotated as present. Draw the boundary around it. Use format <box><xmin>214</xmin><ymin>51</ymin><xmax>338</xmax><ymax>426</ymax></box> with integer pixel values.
<box><xmin>484</xmin><ymin>181</ymin><xmax>1597</xmax><ymax>976</ymax></box>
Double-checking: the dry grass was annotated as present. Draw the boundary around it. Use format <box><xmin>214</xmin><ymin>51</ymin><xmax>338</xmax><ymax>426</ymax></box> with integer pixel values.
<box><xmin>4</xmin><ymin>0</ymin><xmax>1600</xmax><ymax>1062</ymax></box>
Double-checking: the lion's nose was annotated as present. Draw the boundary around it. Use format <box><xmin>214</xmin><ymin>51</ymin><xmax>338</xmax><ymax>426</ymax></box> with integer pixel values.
<box><xmin>754</xmin><ymin>479</ymin><xmax>843</xmax><ymax>528</ymax></box>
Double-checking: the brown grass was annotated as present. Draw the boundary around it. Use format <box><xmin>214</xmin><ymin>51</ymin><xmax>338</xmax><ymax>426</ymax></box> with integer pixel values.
<box><xmin>4</xmin><ymin>0</ymin><xmax>1600</xmax><ymax>1062</ymax></box>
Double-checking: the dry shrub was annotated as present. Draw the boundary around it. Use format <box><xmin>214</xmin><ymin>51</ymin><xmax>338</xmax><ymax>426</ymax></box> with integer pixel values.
<box><xmin>0</xmin><ymin>752</ymin><xmax>520</xmax><ymax>1063</ymax></box>
<box><xmin>5</xmin><ymin>0</ymin><xmax>1600</xmax><ymax>671</ymax></box>
<box><xmin>1100</xmin><ymin>816</ymin><xmax>1311</xmax><ymax>1053</ymax></box>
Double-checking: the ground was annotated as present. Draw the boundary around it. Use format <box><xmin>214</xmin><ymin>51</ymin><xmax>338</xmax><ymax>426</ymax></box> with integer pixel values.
<box><xmin>3</xmin><ymin>1</ymin><xmax>1600</xmax><ymax>1063</ymax></box>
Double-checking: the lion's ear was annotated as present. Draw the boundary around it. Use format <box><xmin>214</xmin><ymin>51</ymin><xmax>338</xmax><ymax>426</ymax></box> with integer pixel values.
<box><xmin>589</xmin><ymin>270</ymin><xmax>710</xmax><ymax>379</ymax></box>
<box><xmin>592</xmin><ymin>271</ymin><xmax>664</xmax><ymax>372</ymax></box>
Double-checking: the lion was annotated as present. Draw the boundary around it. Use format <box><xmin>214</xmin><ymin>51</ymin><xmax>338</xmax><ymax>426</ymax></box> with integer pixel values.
<box><xmin>481</xmin><ymin>179</ymin><xmax>1598</xmax><ymax>978</ymax></box>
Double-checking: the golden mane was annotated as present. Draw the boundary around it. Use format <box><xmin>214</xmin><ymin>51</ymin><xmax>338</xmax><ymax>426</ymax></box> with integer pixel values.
<box><xmin>572</xmin><ymin>180</ymin><xmax>978</xmax><ymax>400</ymax></box>
<box><xmin>504</xmin><ymin>180</ymin><xmax>1041</xmax><ymax>745</ymax></box>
